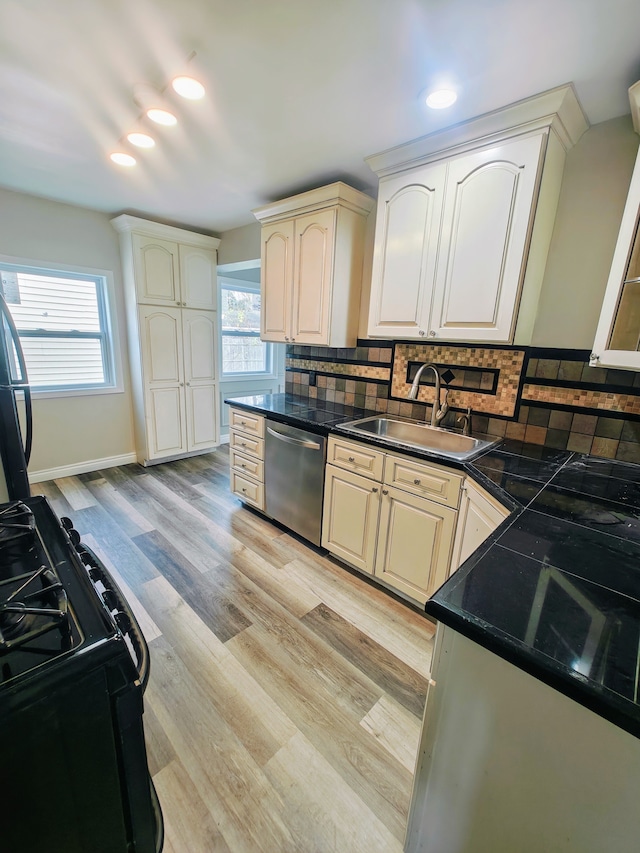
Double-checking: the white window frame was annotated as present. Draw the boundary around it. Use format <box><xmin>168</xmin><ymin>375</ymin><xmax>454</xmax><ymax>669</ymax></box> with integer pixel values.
<box><xmin>0</xmin><ymin>254</ymin><xmax>123</xmax><ymax>398</ymax></box>
<box><xmin>219</xmin><ymin>276</ymin><xmax>277</xmax><ymax>379</ymax></box>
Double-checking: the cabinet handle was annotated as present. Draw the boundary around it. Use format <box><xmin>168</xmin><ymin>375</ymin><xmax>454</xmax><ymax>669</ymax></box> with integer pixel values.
<box><xmin>382</xmin><ymin>489</ymin><xmax>389</xmax><ymax>495</ymax></box>
<box><xmin>414</xmin><ymin>478</ymin><xmax>421</xmax><ymax>485</ymax></box>
<box><xmin>182</xmin><ymin>301</ymin><xmax>187</xmax><ymax>306</ymax></box>
<box><xmin>176</xmin><ymin>301</ymin><xmax>181</xmax><ymax>306</ymax></box>
<box><xmin>240</xmin><ymin>420</ymin><xmax>247</xmax><ymax>426</ymax></box>
<box><xmin>419</xmin><ymin>330</ymin><xmax>425</xmax><ymax>337</ymax></box>
<box><xmin>241</xmin><ymin>487</ymin><xmax>247</xmax><ymax>493</ymax></box>
<box><xmin>241</xmin><ymin>463</ymin><xmax>246</xmax><ymax>468</ymax></box>
<box><xmin>285</xmin><ymin>336</ymin><xmax>290</xmax><ymax>341</ymax></box>
<box><xmin>348</xmin><ymin>456</ymin><xmax>355</xmax><ymax>462</ymax></box>
<box><xmin>590</xmin><ymin>352</ymin><xmax>600</xmax><ymax>362</ymax></box>
<box><xmin>241</xmin><ymin>441</ymin><xmax>247</xmax><ymax>447</ymax></box>
<box><xmin>186</xmin><ymin>381</ymin><xmax>191</xmax><ymax>386</ymax></box>
<box><xmin>179</xmin><ymin>382</ymin><xmax>184</xmax><ymax>386</ymax></box>
<box><xmin>291</xmin><ymin>337</ymin><xmax>295</xmax><ymax>342</ymax></box>
<box><xmin>372</xmin><ymin>487</ymin><xmax>378</xmax><ymax>493</ymax></box>
<box><xmin>428</xmin><ymin>330</ymin><xmax>436</xmax><ymax>338</ymax></box>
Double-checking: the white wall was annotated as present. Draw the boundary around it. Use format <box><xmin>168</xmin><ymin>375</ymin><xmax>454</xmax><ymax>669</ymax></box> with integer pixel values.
<box><xmin>0</xmin><ymin>188</ymin><xmax>136</xmax><ymax>479</ymax></box>
<box><xmin>217</xmin><ymin>222</ymin><xmax>261</xmax><ymax>266</ymax></box>
<box><xmin>533</xmin><ymin>115</ymin><xmax>640</xmax><ymax>348</ymax></box>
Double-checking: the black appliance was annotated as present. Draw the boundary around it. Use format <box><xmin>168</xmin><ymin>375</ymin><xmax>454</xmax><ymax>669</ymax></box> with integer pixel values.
<box><xmin>0</xmin><ymin>290</ymin><xmax>32</xmax><ymax>500</ymax></box>
<box><xmin>0</xmin><ymin>496</ymin><xmax>163</xmax><ymax>852</ymax></box>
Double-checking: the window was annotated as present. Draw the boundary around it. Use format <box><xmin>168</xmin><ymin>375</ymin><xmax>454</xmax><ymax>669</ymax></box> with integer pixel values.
<box><xmin>0</xmin><ymin>262</ymin><xmax>116</xmax><ymax>392</ymax></box>
<box><xmin>220</xmin><ymin>282</ymin><xmax>270</xmax><ymax>374</ymax></box>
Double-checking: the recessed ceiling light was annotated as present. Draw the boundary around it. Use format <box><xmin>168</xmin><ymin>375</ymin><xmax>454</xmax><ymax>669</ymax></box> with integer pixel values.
<box><xmin>171</xmin><ymin>76</ymin><xmax>205</xmax><ymax>100</ymax></box>
<box><xmin>146</xmin><ymin>108</ymin><xmax>178</xmax><ymax>126</ymax></box>
<box><xmin>425</xmin><ymin>88</ymin><xmax>458</xmax><ymax>109</ymax></box>
<box><xmin>110</xmin><ymin>152</ymin><xmax>136</xmax><ymax>167</ymax></box>
<box><xmin>126</xmin><ymin>132</ymin><xmax>155</xmax><ymax>148</ymax></box>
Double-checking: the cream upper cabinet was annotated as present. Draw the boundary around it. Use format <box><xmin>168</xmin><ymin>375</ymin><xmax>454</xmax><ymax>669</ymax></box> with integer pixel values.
<box><xmin>591</xmin><ymin>82</ymin><xmax>640</xmax><ymax>370</ymax></box>
<box><xmin>368</xmin><ymin>163</ymin><xmax>447</xmax><ymax>338</ymax></box>
<box><xmin>111</xmin><ymin>215</ymin><xmax>221</xmax><ymax>465</ymax></box>
<box><xmin>254</xmin><ymin>182</ymin><xmax>374</xmax><ymax>347</ymax></box>
<box><xmin>366</xmin><ymin>85</ymin><xmax>589</xmax><ymax>344</ymax></box>
<box><xmin>132</xmin><ymin>234</ymin><xmax>217</xmax><ymax>309</ymax></box>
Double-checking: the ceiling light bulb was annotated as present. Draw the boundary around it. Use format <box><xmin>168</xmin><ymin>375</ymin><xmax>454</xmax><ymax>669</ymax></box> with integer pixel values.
<box><xmin>126</xmin><ymin>132</ymin><xmax>155</xmax><ymax>148</ymax></box>
<box><xmin>146</xmin><ymin>108</ymin><xmax>178</xmax><ymax>126</ymax></box>
<box><xmin>110</xmin><ymin>152</ymin><xmax>136</xmax><ymax>167</ymax></box>
<box><xmin>425</xmin><ymin>89</ymin><xmax>458</xmax><ymax>109</ymax></box>
<box><xmin>171</xmin><ymin>76</ymin><xmax>205</xmax><ymax>100</ymax></box>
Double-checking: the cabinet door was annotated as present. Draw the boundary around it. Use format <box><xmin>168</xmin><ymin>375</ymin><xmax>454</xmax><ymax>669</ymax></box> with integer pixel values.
<box><xmin>261</xmin><ymin>220</ymin><xmax>294</xmax><ymax>342</ymax></box>
<box><xmin>139</xmin><ymin>307</ymin><xmax>183</xmax><ymax>385</ymax></box>
<box><xmin>367</xmin><ymin>163</ymin><xmax>447</xmax><ymax>338</ymax></box>
<box><xmin>179</xmin><ymin>245</ymin><xmax>218</xmax><ymax>310</ymax></box>
<box><xmin>375</xmin><ymin>486</ymin><xmax>457</xmax><ymax>604</ymax></box>
<box><xmin>322</xmin><ymin>465</ymin><xmax>380</xmax><ymax>574</ymax></box>
<box><xmin>133</xmin><ymin>234</ymin><xmax>181</xmax><ymax>305</ymax></box>
<box><xmin>292</xmin><ymin>208</ymin><xmax>336</xmax><ymax>345</ymax></box>
<box><xmin>182</xmin><ymin>310</ymin><xmax>218</xmax><ymax>450</ymax></box>
<box><xmin>145</xmin><ymin>386</ymin><xmax>187</xmax><ymax>459</ymax></box>
<box><xmin>451</xmin><ymin>479</ymin><xmax>509</xmax><ymax>572</ymax></box>
<box><xmin>430</xmin><ymin>134</ymin><xmax>544</xmax><ymax>342</ymax></box>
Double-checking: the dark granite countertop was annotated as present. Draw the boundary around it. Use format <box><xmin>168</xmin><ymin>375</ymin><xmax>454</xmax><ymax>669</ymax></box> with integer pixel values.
<box><xmin>226</xmin><ymin>393</ymin><xmax>640</xmax><ymax>738</ymax></box>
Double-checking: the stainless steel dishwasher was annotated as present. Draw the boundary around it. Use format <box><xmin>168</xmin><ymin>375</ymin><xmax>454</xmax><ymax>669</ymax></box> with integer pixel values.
<box><xmin>265</xmin><ymin>419</ymin><xmax>327</xmax><ymax>546</ymax></box>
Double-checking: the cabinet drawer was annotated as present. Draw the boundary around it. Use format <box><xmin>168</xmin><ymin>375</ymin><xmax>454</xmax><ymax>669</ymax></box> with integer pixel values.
<box><xmin>230</xmin><ymin>470</ymin><xmax>265</xmax><ymax>510</ymax></box>
<box><xmin>230</xmin><ymin>448</ymin><xmax>264</xmax><ymax>482</ymax></box>
<box><xmin>384</xmin><ymin>453</ymin><xmax>462</xmax><ymax>508</ymax></box>
<box><xmin>327</xmin><ymin>436</ymin><xmax>384</xmax><ymax>481</ymax></box>
<box><xmin>229</xmin><ymin>430</ymin><xmax>264</xmax><ymax>460</ymax></box>
<box><xmin>229</xmin><ymin>407</ymin><xmax>265</xmax><ymax>438</ymax></box>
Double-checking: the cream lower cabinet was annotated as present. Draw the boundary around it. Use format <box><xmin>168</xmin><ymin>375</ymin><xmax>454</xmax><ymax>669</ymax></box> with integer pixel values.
<box><xmin>375</xmin><ymin>486</ymin><xmax>457</xmax><ymax>604</ymax></box>
<box><xmin>322</xmin><ymin>437</ymin><xmax>462</xmax><ymax>605</ymax></box>
<box><xmin>228</xmin><ymin>407</ymin><xmax>265</xmax><ymax>511</ymax></box>
<box><xmin>451</xmin><ymin>477</ymin><xmax>511</xmax><ymax>571</ymax></box>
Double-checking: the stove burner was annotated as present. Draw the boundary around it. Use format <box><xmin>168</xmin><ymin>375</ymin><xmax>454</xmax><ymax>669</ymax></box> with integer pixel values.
<box><xmin>0</xmin><ymin>566</ymin><xmax>70</xmax><ymax>652</ymax></box>
<box><xmin>0</xmin><ymin>501</ymin><xmax>35</xmax><ymax>551</ymax></box>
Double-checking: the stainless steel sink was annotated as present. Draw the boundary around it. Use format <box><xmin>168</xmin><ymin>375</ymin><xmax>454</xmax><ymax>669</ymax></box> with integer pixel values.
<box><xmin>337</xmin><ymin>416</ymin><xmax>501</xmax><ymax>461</ymax></box>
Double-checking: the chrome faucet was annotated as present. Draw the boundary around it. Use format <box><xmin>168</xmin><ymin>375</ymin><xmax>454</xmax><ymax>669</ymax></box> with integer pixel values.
<box><xmin>408</xmin><ymin>362</ymin><xmax>449</xmax><ymax>427</ymax></box>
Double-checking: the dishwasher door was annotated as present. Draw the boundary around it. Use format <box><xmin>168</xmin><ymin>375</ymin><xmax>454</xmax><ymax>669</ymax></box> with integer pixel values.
<box><xmin>265</xmin><ymin>420</ymin><xmax>327</xmax><ymax>546</ymax></box>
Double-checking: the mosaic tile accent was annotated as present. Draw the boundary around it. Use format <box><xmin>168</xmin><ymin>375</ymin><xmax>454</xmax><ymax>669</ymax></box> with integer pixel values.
<box><xmin>522</xmin><ymin>384</ymin><xmax>640</xmax><ymax>416</ymax></box>
<box><xmin>392</xmin><ymin>343</ymin><xmax>525</xmax><ymax>417</ymax></box>
<box><xmin>289</xmin><ymin>359</ymin><xmax>390</xmax><ymax>381</ymax></box>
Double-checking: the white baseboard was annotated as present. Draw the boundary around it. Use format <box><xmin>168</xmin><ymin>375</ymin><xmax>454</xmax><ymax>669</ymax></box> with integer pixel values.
<box><xmin>29</xmin><ymin>452</ymin><xmax>138</xmax><ymax>484</ymax></box>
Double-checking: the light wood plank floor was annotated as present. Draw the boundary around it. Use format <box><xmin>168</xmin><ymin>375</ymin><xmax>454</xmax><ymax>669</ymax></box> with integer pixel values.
<box><xmin>34</xmin><ymin>447</ymin><xmax>435</xmax><ymax>853</ymax></box>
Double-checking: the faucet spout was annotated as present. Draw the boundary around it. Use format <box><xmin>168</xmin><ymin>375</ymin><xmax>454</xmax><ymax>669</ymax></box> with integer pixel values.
<box><xmin>408</xmin><ymin>362</ymin><xmax>443</xmax><ymax>427</ymax></box>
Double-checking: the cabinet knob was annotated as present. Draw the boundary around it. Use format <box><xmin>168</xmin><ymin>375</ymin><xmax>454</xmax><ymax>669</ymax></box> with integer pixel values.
<box><xmin>285</xmin><ymin>336</ymin><xmax>290</xmax><ymax>341</ymax></box>
<box><xmin>291</xmin><ymin>337</ymin><xmax>295</xmax><ymax>342</ymax></box>
<box><xmin>372</xmin><ymin>487</ymin><xmax>378</xmax><ymax>493</ymax></box>
<box><xmin>241</xmin><ymin>487</ymin><xmax>247</xmax><ymax>493</ymax></box>
<box><xmin>241</xmin><ymin>463</ymin><xmax>246</xmax><ymax>468</ymax></box>
<box><xmin>348</xmin><ymin>456</ymin><xmax>355</xmax><ymax>462</ymax></box>
<box><xmin>179</xmin><ymin>382</ymin><xmax>184</xmax><ymax>387</ymax></box>
<box><xmin>176</xmin><ymin>301</ymin><xmax>181</xmax><ymax>306</ymax></box>
<box><xmin>182</xmin><ymin>301</ymin><xmax>187</xmax><ymax>306</ymax></box>
<box><xmin>414</xmin><ymin>478</ymin><xmax>421</xmax><ymax>485</ymax></box>
<box><xmin>419</xmin><ymin>330</ymin><xmax>425</xmax><ymax>337</ymax></box>
<box><xmin>590</xmin><ymin>353</ymin><xmax>600</xmax><ymax>363</ymax></box>
<box><xmin>186</xmin><ymin>381</ymin><xmax>191</xmax><ymax>386</ymax></box>
<box><xmin>428</xmin><ymin>330</ymin><xmax>436</xmax><ymax>338</ymax></box>
<box><xmin>382</xmin><ymin>489</ymin><xmax>389</xmax><ymax>495</ymax></box>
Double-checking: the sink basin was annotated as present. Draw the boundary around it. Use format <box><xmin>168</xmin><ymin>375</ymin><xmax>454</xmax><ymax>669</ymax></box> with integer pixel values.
<box><xmin>338</xmin><ymin>416</ymin><xmax>501</xmax><ymax>461</ymax></box>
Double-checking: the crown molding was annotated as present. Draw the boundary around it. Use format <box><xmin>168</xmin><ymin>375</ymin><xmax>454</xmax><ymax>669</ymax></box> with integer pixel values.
<box><xmin>252</xmin><ymin>181</ymin><xmax>374</xmax><ymax>223</ymax></box>
<box><xmin>111</xmin><ymin>214</ymin><xmax>221</xmax><ymax>249</ymax></box>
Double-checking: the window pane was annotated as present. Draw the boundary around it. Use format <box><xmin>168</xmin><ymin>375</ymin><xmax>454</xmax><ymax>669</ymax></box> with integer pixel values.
<box><xmin>221</xmin><ymin>288</ymin><xmax>261</xmax><ymax>332</ymax></box>
<box><xmin>21</xmin><ymin>337</ymin><xmax>105</xmax><ymax>387</ymax></box>
<box><xmin>6</xmin><ymin>273</ymin><xmax>101</xmax><ymax>332</ymax></box>
<box><xmin>0</xmin><ymin>266</ymin><xmax>111</xmax><ymax>390</ymax></box>
<box><xmin>222</xmin><ymin>334</ymin><xmax>267</xmax><ymax>373</ymax></box>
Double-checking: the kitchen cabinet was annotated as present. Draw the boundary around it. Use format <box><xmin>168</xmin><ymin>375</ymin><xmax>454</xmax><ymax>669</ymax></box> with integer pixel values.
<box><xmin>253</xmin><ymin>182</ymin><xmax>374</xmax><ymax>347</ymax></box>
<box><xmin>322</xmin><ymin>436</ymin><xmax>463</xmax><ymax>604</ymax></box>
<box><xmin>228</xmin><ymin>407</ymin><xmax>265</xmax><ymax>511</ymax></box>
<box><xmin>591</xmin><ymin>81</ymin><xmax>640</xmax><ymax>370</ymax></box>
<box><xmin>366</xmin><ymin>84</ymin><xmax>589</xmax><ymax>344</ymax></box>
<box><xmin>111</xmin><ymin>215</ymin><xmax>221</xmax><ymax>465</ymax></box>
<box><xmin>451</xmin><ymin>477</ymin><xmax>510</xmax><ymax>571</ymax></box>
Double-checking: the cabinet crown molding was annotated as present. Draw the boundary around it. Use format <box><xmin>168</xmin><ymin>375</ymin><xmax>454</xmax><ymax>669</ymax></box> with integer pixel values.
<box><xmin>630</xmin><ymin>81</ymin><xmax>640</xmax><ymax>135</ymax></box>
<box><xmin>252</xmin><ymin>181</ymin><xmax>374</xmax><ymax>223</ymax></box>
<box><xmin>111</xmin><ymin>214</ymin><xmax>221</xmax><ymax>249</ymax></box>
<box><xmin>365</xmin><ymin>84</ymin><xmax>589</xmax><ymax>178</ymax></box>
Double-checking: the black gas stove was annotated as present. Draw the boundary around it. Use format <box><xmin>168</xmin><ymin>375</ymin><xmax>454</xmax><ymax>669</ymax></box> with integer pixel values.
<box><xmin>0</xmin><ymin>496</ymin><xmax>162</xmax><ymax>853</ymax></box>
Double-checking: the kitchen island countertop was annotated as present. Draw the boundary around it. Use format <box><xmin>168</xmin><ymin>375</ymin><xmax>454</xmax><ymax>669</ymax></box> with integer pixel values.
<box><xmin>226</xmin><ymin>393</ymin><xmax>640</xmax><ymax>738</ymax></box>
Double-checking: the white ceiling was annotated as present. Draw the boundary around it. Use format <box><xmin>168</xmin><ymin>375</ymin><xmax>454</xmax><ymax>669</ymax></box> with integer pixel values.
<box><xmin>1</xmin><ymin>0</ymin><xmax>639</xmax><ymax>234</ymax></box>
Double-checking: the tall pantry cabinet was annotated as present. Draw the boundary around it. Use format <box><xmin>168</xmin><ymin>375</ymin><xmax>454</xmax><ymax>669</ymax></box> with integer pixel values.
<box><xmin>111</xmin><ymin>215</ymin><xmax>221</xmax><ymax>465</ymax></box>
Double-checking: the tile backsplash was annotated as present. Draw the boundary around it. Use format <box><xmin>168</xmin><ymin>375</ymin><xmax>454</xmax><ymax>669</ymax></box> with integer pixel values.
<box><xmin>285</xmin><ymin>340</ymin><xmax>640</xmax><ymax>463</ymax></box>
